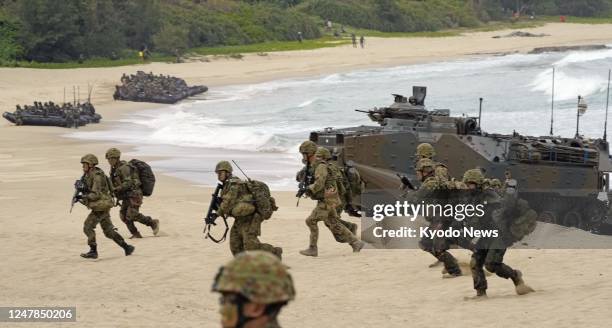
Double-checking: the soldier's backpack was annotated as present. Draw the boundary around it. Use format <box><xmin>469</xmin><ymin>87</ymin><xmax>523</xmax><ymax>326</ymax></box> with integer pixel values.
<box><xmin>245</xmin><ymin>180</ymin><xmax>278</xmax><ymax>220</ymax></box>
<box><xmin>328</xmin><ymin>163</ymin><xmax>349</xmax><ymax>203</ymax></box>
<box><xmin>129</xmin><ymin>159</ymin><xmax>156</xmax><ymax>196</ymax></box>
<box><xmin>505</xmin><ymin>197</ymin><xmax>537</xmax><ymax>242</ymax></box>
<box><xmin>345</xmin><ymin>165</ymin><xmax>364</xmax><ymax>196</ymax></box>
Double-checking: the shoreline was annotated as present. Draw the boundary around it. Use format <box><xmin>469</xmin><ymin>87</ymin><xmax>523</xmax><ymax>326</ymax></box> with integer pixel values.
<box><xmin>2</xmin><ymin>22</ymin><xmax>612</xmax><ymax>327</ymax></box>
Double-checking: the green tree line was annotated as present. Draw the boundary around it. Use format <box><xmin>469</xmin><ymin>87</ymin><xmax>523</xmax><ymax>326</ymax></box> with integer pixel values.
<box><xmin>0</xmin><ymin>0</ymin><xmax>611</xmax><ymax>64</ymax></box>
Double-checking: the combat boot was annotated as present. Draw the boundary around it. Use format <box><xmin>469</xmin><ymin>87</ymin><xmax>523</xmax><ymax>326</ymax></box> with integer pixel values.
<box><xmin>150</xmin><ymin>218</ymin><xmax>160</xmax><ymax>236</ymax></box>
<box><xmin>121</xmin><ymin>243</ymin><xmax>135</xmax><ymax>256</ymax></box>
<box><xmin>129</xmin><ymin>232</ymin><xmax>143</xmax><ymax>239</ymax></box>
<box><xmin>350</xmin><ymin>240</ymin><xmax>365</xmax><ymax>253</ymax></box>
<box><xmin>512</xmin><ymin>270</ymin><xmax>535</xmax><ymax>295</ymax></box>
<box><xmin>80</xmin><ymin>245</ymin><xmax>98</xmax><ymax>259</ymax></box>
<box><xmin>299</xmin><ymin>246</ymin><xmax>318</xmax><ymax>257</ymax></box>
<box><xmin>476</xmin><ymin>289</ymin><xmax>487</xmax><ymax>297</ymax></box>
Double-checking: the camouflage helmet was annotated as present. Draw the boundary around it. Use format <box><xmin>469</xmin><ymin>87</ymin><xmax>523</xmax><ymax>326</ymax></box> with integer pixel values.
<box><xmin>105</xmin><ymin>147</ymin><xmax>121</xmax><ymax>159</ymax></box>
<box><xmin>463</xmin><ymin>169</ymin><xmax>484</xmax><ymax>185</ymax></box>
<box><xmin>80</xmin><ymin>154</ymin><xmax>98</xmax><ymax>165</ymax></box>
<box><xmin>315</xmin><ymin>147</ymin><xmax>331</xmax><ymax>160</ymax></box>
<box><xmin>415</xmin><ymin>143</ymin><xmax>435</xmax><ymax>158</ymax></box>
<box><xmin>212</xmin><ymin>251</ymin><xmax>295</xmax><ymax>304</ymax></box>
<box><xmin>490</xmin><ymin>178</ymin><xmax>502</xmax><ymax>188</ymax></box>
<box><xmin>415</xmin><ymin>158</ymin><xmax>436</xmax><ymax>171</ymax></box>
<box><xmin>215</xmin><ymin>160</ymin><xmax>233</xmax><ymax>173</ymax></box>
<box><xmin>299</xmin><ymin>140</ymin><xmax>317</xmax><ymax>155</ymax></box>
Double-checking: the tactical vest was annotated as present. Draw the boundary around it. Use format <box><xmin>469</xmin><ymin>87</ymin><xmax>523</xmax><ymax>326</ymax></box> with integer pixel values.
<box><xmin>309</xmin><ymin>161</ymin><xmax>337</xmax><ymax>201</ymax></box>
<box><xmin>85</xmin><ymin>167</ymin><xmax>115</xmax><ymax>212</ymax></box>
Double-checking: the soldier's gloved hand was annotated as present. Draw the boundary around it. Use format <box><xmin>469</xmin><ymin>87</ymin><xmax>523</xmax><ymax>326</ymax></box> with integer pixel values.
<box><xmin>205</xmin><ymin>213</ymin><xmax>218</xmax><ymax>225</ymax></box>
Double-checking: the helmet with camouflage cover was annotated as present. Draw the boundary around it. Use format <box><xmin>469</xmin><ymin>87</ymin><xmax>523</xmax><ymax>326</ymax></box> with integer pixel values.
<box><xmin>415</xmin><ymin>143</ymin><xmax>435</xmax><ymax>158</ymax></box>
<box><xmin>415</xmin><ymin>158</ymin><xmax>436</xmax><ymax>171</ymax></box>
<box><xmin>299</xmin><ymin>140</ymin><xmax>317</xmax><ymax>155</ymax></box>
<box><xmin>463</xmin><ymin>169</ymin><xmax>484</xmax><ymax>185</ymax></box>
<box><xmin>80</xmin><ymin>154</ymin><xmax>98</xmax><ymax>165</ymax></box>
<box><xmin>105</xmin><ymin>147</ymin><xmax>121</xmax><ymax>159</ymax></box>
<box><xmin>215</xmin><ymin>160</ymin><xmax>233</xmax><ymax>173</ymax></box>
<box><xmin>315</xmin><ymin>147</ymin><xmax>331</xmax><ymax>160</ymax></box>
<box><xmin>212</xmin><ymin>251</ymin><xmax>295</xmax><ymax>304</ymax></box>
<box><xmin>490</xmin><ymin>178</ymin><xmax>502</xmax><ymax>188</ymax></box>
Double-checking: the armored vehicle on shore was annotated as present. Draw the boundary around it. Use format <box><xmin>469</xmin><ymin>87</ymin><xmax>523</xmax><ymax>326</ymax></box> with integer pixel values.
<box><xmin>311</xmin><ymin>86</ymin><xmax>612</xmax><ymax>234</ymax></box>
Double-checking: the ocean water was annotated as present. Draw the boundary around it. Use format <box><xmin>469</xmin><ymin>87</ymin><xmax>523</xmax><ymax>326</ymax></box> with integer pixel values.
<box><xmin>67</xmin><ymin>47</ymin><xmax>612</xmax><ymax>189</ymax></box>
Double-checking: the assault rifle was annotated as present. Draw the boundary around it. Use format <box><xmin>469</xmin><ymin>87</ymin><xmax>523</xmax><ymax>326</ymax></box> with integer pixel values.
<box><xmin>203</xmin><ymin>182</ymin><xmax>228</xmax><ymax>243</ymax></box>
<box><xmin>397</xmin><ymin>173</ymin><xmax>416</xmax><ymax>191</ymax></box>
<box><xmin>296</xmin><ymin>162</ymin><xmax>314</xmax><ymax>206</ymax></box>
<box><xmin>70</xmin><ymin>174</ymin><xmax>88</xmax><ymax>213</ymax></box>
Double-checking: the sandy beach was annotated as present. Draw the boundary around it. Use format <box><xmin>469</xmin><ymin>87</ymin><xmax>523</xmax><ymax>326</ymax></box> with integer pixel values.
<box><xmin>2</xmin><ymin>22</ymin><xmax>612</xmax><ymax>327</ymax></box>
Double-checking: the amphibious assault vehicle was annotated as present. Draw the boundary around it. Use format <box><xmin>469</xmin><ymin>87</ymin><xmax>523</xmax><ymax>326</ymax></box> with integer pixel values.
<box><xmin>311</xmin><ymin>86</ymin><xmax>612</xmax><ymax>234</ymax></box>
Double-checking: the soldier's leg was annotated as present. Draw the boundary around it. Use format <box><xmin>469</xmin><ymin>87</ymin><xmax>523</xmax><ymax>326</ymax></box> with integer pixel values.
<box><xmin>483</xmin><ymin>249</ymin><xmax>534</xmax><ymax>295</ymax></box>
<box><xmin>81</xmin><ymin>212</ymin><xmax>99</xmax><ymax>258</ymax></box>
<box><xmin>99</xmin><ymin>211</ymin><xmax>134</xmax><ymax>256</ymax></box>
<box><xmin>299</xmin><ymin>207</ymin><xmax>322</xmax><ymax>256</ymax></box>
<box><xmin>483</xmin><ymin>249</ymin><xmax>516</xmax><ymax>280</ymax></box>
<box><xmin>470</xmin><ymin>249</ymin><xmax>488</xmax><ymax>295</ymax></box>
<box><xmin>322</xmin><ymin>204</ymin><xmax>358</xmax><ymax>245</ymax></box>
<box><xmin>305</xmin><ymin>207</ymin><xmax>322</xmax><ymax>247</ymax></box>
<box><xmin>120</xmin><ymin>200</ymin><xmax>141</xmax><ymax>237</ymax></box>
<box><xmin>229</xmin><ymin>222</ymin><xmax>244</xmax><ymax>256</ymax></box>
<box><xmin>83</xmin><ymin>211</ymin><xmax>99</xmax><ymax>247</ymax></box>
<box><xmin>127</xmin><ymin>197</ymin><xmax>159</xmax><ymax>235</ymax></box>
<box><xmin>434</xmin><ymin>235</ymin><xmax>461</xmax><ymax>276</ymax></box>
<box><xmin>241</xmin><ymin>218</ymin><xmax>282</xmax><ymax>258</ymax></box>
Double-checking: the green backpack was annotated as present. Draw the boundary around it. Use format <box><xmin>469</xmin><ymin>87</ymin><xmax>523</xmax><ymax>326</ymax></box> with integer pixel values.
<box><xmin>246</xmin><ymin>180</ymin><xmax>278</xmax><ymax>220</ymax></box>
<box><xmin>507</xmin><ymin>198</ymin><xmax>537</xmax><ymax>242</ymax></box>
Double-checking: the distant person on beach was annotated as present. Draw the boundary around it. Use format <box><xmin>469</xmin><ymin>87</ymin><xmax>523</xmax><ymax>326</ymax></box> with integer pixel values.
<box><xmin>360</xmin><ymin>35</ymin><xmax>365</xmax><ymax>48</ymax></box>
<box><xmin>297</xmin><ymin>31</ymin><xmax>303</xmax><ymax>43</ymax></box>
<box><xmin>351</xmin><ymin>33</ymin><xmax>357</xmax><ymax>48</ymax></box>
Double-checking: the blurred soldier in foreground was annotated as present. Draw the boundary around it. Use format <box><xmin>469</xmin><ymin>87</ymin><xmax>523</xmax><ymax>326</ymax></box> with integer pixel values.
<box><xmin>212</xmin><ymin>251</ymin><xmax>295</xmax><ymax>328</ymax></box>
<box><xmin>76</xmin><ymin>154</ymin><xmax>134</xmax><ymax>259</ymax></box>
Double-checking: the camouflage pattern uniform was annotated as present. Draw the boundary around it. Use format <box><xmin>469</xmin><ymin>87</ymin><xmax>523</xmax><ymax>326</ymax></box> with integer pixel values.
<box><xmin>299</xmin><ymin>144</ymin><xmax>364</xmax><ymax>256</ymax></box>
<box><xmin>462</xmin><ymin>169</ymin><xmax>534</xmax><ymax>297</ymax></box>
<box><xmin>79</xmin><ymin>154</ymin><xmax>134</xmax><ymax>259</ymax></box>
<box><xmin>106</xmin><ymin>148</ymin><xmax>159</xmax><ymax>238</ymax></box>
<box><xmin>212</xmin><ymin>251</ymin><xmax>295</xmax><ymax>328</ymax></box>
<box><xmin>215</xmin><ymin>161</ymin><xmax>282</xmax><ymax>259</ymax></box>
<box><xmin>412</xmin><ymin>158</ymin><xmax>465</xmax><ymax>277</ymax></box>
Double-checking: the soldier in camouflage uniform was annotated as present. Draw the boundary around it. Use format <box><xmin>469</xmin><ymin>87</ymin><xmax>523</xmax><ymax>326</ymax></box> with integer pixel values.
<box><xmin>214</xmin><ymin>161</ymin><xmax>282</xmax><ymax>259</ymax></box>
<box><xmin>105</xmin><ymin>148</ymin><xmax>159</xmax><ymax>239</ymax></box>
<box><xmin>296</xmin><ymin>143</ymin><xmax>358</xmax><ymax>238</ymax></box>
<box><xmin>78</xmin><ymin>154</ymin><xmax>135</xmax><ymax>259</ymax></box>
<box><xmin>410</xmin><ymin>158</ymin><xmax>466</xmax><ymax>277</ymax></box>
<box><xmin>212</xmin><ymin>251</ymin><xmax>295</xmax><ymax>328</ymax></box>
<box><xmin>462</xmin><ymin>169</ymin><xmax>535</xmax><ymax>298</ymax></box>
<box><xmin>298</xmin><ymin>142</ymin><xmax>364</xmax><ymax>257</ymax></box>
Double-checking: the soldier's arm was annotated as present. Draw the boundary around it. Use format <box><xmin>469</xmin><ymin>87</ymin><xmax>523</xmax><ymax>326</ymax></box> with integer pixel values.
<box><xmin>217</xmin><ymin>182</ymin><xmax>239</xmax><ymax>217</ymax></box>
<box><xmin>114</xmin><ymin>165</ymin><xmax>137</xmax><ymax>192</ymax></box>
<box><xmin>308</xmin><ymin>164</ymin><xmax>327</xmax><ymax>195</ymax></box>
<box><xmin>86</xmin><ymin>173</ymin><xmax>104</xmax><ymax>202</ymax></box>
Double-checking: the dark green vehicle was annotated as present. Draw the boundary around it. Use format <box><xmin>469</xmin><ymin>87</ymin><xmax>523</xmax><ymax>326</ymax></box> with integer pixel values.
<box><xmin>310</xmin><ymin>86</ymin><xmax>612</xmax><ymax>234</ymax></box>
